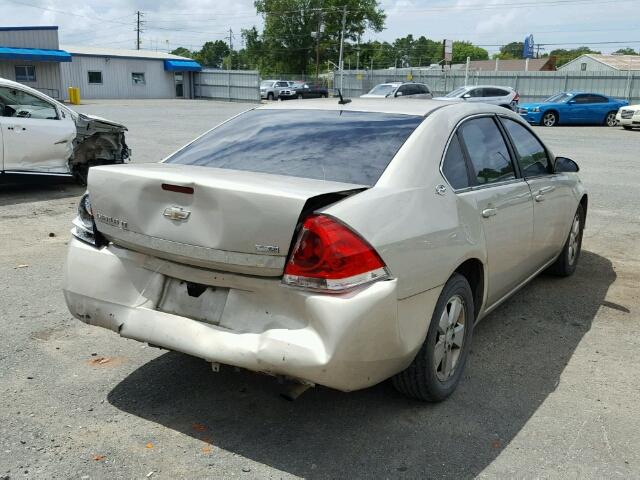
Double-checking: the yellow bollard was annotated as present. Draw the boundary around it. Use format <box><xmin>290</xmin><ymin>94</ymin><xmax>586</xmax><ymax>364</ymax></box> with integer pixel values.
<box><xmin>68</xmin><ymin>87</ymin><xmax>81</xmax><ymax>105</ymax></box>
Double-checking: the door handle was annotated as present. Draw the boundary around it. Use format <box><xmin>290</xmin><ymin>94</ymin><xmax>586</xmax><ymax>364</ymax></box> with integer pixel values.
<box><xmin>482</xmin><ymin>208</ymin><xmax>497</xmax><ymax>218</ymax></box>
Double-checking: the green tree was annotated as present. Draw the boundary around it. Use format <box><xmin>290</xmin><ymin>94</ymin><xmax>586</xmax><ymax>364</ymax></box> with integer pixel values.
<box><xmin>194</xmin><ymin>40</ymin><xmax>231</xmax><ymax>68</ymax></box>
<box><xmin>170</xmin><ymin>47</ymin><xmax>193</xmax><ymax>58</ymax></box>
<box><xmin>549</xmin><ymin>46</ymin><xmax>600</xmax><ymax>67</ymax></box>
<box><xmin>452</xmin><ymin>41</ymin><xmax>489</xmax><ymax>63</ymax></box>
<box><xmin>252</xmin><ymin>0</ymin><xmax>386</xmax><ymax>74</ymax></box>
<box><xmin>613</xmin><ymin>48</ymin><xmax>638</xmax><ymax>55</ymax></box>
<box><xmin>496</xmin><ymin>41</ymin><xmax>524</xmax><ymax>59</ymax></box>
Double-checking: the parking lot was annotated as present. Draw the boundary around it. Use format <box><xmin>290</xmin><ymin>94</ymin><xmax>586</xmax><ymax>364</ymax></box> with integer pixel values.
<box><xmin>1</xmin><ymin>99</ymin><xmax>639</xmax><ymax>479</ymax></box>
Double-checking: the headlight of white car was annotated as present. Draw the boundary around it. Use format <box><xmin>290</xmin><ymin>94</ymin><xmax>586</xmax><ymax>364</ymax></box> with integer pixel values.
<box><xmin>72</xmin><ymin>192</ymin><xmax>97</xmax><ymax>245</ymax></box>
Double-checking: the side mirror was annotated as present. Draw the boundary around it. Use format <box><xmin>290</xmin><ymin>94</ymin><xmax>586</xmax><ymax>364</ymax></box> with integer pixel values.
<box><xmin>567</xmin><ymin>100</ymin><xmax>576</xmax><ymax>105</ymax></box>
<box><xmin>554</xmin><ymin>156</ymin><xmax>579</xmax><ymax>173</ymax></box>
<box><xmin>395</xmin><ymin>91</ymin><xmax>403</xmax><ymax>97</ymax></box>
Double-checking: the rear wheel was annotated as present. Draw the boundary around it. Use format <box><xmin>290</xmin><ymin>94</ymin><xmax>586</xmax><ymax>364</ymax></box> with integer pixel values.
<box><xmin>605</xmin><ymin>111</ymin><xmax>618</xmax><ymax>127</ymax></box>
<box><xmin>297</xmin><ymin>93</ymin><xmax>303</xmax><ymax>100</ymax></box>
<box><xmin>322</xmin><ymin>93</ymin><xmax>328</xmax><ymax>98</ymax></box>
<box><xmin>623</xmin><ymin>126</ymin><xmax>633</xmax><ymax>130</ymax></box>
<box><xmin>392</xmin><ymin>273</ymin><xmax>474</xmax><ymax>402</ymax></box>
<box><xmin>547</xmin><ymin>204</ymin><xmax>584</xmax><ymax>277</ymax></box>
<box><xmin>542</xmin><ymin>111</ymin><xmax>558</xmax><ymax>127</ymax></box>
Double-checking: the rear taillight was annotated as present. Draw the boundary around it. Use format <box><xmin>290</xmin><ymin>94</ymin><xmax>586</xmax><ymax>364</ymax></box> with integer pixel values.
<box><xmin>71</xmin><ymin>192</ymin><xmax>96</xmax><ymax>245</ymax></box>
<box><xmin>513</xmin><ymin>92</ymin><xmax>520</xmax><ymax>102</ymax></box>
<box><xmin>283</xmin><ymin>214</ymin><xmax>388</xmax><ymax>292</ymax></box>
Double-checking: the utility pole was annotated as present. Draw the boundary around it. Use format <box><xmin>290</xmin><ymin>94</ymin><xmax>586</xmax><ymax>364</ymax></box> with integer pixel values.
<box><xmin>356</xmin><ymin>34</ymin><xmax>360</xmax><ymax>71</ymax></box>
<box><xmin>314</xmin><ymin>11</ymin><xmax>323</xmax><ymax>82</ymax></box>
<box><xmin>226</xmin><ymin>28</ymin><xmax>234</xmax><ymax>69</ymax></box>
<box><xmin>135</xmin><ymin>11</ymin><xmax>144</xmax><ymax>50</ymax></box>
<box><xmin>337</xmin><ymin>6</ymin><xmax>347</xmax><ymax>91</ymax></box>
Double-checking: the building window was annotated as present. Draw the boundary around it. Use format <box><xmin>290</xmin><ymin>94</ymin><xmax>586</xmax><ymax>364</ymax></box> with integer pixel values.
<box><xmin>15</xmin><ymin>65</ymin><xmax>36</xmax><ymax>82</ymax></box>
<box><xmin>581</xmin><ymin>63</ymin><xmax>587</xmax><ymax>71</ymax></box>
<box><xmin>88</xmin><ymin>71</ymin><xmax>103</xmax><ymax>84</ymax></box>
<box><xmin>132</xmin><ymin>72</ymin><xmax>146</xmax><ymax>85</ymax></box>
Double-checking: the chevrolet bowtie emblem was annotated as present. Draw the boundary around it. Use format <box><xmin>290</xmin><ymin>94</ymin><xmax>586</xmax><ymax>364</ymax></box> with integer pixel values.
<box><xmin>163</xmin><ymin>206</ymin><xmax>191</xmax><ymax>221</ymax></box>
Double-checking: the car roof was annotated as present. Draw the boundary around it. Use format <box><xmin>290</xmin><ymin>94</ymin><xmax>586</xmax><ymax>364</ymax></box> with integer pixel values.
<box><xmin>459</xmin><ymin>85</ymin><xmax>514</xmax><ymax>90</ymax></box>
<box><xmin>259</xmin><ymin>97</ymin><xmax>475</xmax><ymax>116</ymax></box>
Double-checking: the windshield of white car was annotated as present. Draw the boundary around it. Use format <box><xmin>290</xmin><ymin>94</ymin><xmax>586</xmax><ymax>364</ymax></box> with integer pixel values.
<box><xmin>445</xmin><ymin>87</ymin><xmax>468</xmax><ymax>98</ymax></box>
<box><xmin>165</xmin><ymin>109</ymin><xmax>423</xmax><ymax>186</ymax></box>
<box><xmin>544</xmin><ymin>93</ymin><xmax>572</xmax><ymax>103</ymax></box>
<box><xmin>260</xmin><ymin>81</ymin><xmax>275</xmax><ymax>88</ymax></box>
<box><xmin>367</xmin><ymin>84</ymin><xmax>395</xmax><ymax>96</ymax></box>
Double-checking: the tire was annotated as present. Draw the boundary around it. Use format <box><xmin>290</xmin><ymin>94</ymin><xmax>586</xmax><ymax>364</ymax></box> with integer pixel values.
<box><xmin>392</xmin><ymin>273</ymin><xmax>475</xmax><ymax>402</ymax></box>
<box><xmin>542</xmin><ymin>111</ymin><xmax>558</xmax><ymax>127</ymax></box>
<box><xmin>267</xmin><ymin>92</ymin><xmax>274</xmax><ymax>101</ymax></box>
<box><xmin>297</xmin><ymin>94</ymin><xmax>303</xmax><ymax>100</ymax></box>
<box><xmin>71</xmin><ymin>164</ymin><xmax>89</xmax><ymax>186</ymax></box>
<box><xmin>322</xmin><ymin>93</ymin><xmax>328</xmax><ymax>98</ymax></box>
<box><xmin>623</xmin><ymin>126</ymin><xmax>633</xmax><ymax>130</ymax></box>
<box><xmin>605</xmin><ymin>111</ymin><xmax>618</xmax><ymax>127</ymax></box>
<box><xmin>547</xmin><ymin>204</ymin><xmax>585</xmax><ymax>277</ymax></box>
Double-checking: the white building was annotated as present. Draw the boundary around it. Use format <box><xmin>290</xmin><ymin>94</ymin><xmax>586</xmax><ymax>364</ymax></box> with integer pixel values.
<box><xmin>1</xmin><ymin>26</ymin><xmax>202</xmax><ymax>100</ymax></box>
<box><xmin>0</xmin><ymin>26</ymin><xmax>70</xmax><ymax>99</ymax></box>
<box><xmin>558</xmin><ymin>54</ymin><xmax>640</xmax><ymax>72</ymax></box>
<box><xmin>60</xmin><ymin>45</ymin><xmax>201</xmax><ymax>100</ymax></box>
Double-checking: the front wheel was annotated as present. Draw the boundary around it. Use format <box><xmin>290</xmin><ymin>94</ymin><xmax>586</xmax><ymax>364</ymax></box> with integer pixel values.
<box><xmin>605</xmin><ymin>111</ymin><xmax>618</xmax><ymax>127</ymax></box>
<box><xmin>392</xmin><ymin>273</ymin><xmax>474</xmax><ymax>402</ymax></box>
<box><xmin>267</xmin><ymin>92</ymin><xmax>274</xmax><ymax>101</ymax></box>
<box><xmin>547</xmin><ymin>204</ymin><xmax>585</xmax><ymax>276</ymax></box>
<box><xmin>542</xmin><ymin>111</ymin><xmax>558</xmax><ymax>127</ymax></box>
<box><xmin>623</xmin><ymin>126</ymin><xmax>633</xmax><ymax>130</ymax></box>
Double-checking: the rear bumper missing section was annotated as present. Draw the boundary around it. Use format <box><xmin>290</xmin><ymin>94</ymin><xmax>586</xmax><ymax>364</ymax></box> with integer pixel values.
<box><xmin>63</xmin><ymin>238</ymin><xmax>440</xmax><ymax>391</ymax></box>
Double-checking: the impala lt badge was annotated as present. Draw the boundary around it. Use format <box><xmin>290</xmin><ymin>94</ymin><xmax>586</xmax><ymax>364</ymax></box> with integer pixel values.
<box><xmin>163</xmin><ymin>206</ymin><xmax>191</xmax><ymax>221</ymax></box>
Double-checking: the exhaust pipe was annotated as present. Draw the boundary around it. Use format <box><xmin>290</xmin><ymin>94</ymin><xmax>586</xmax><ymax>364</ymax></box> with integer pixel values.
<box><xmin>280</xmin><ymin>380</ymin><xmax>314</xmax><ymax>401</ymax></box>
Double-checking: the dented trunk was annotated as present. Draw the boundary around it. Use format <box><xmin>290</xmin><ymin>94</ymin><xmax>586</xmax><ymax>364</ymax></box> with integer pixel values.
<box><xmin>88</xmin><ymin>163</ymin><xmax>366</xmax><ymax>276</ymax></box>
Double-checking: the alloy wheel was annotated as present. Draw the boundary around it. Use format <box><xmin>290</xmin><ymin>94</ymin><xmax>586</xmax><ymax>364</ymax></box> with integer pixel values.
<box><xmin>606</xmin><ymin>112</ymin><xmax>617</xmax><ymax>127</ymax></box>
<box><xmin>543</xmin><ymin>112</ymin><xmax>556</xmax><ymax>127</ymax></box>
<box><xmin>434</xmin><ymin>295</ymin><xmax>466</xmax><ymax>381</ymax></box>
<box><xmin>567</xmin><ymin>212</ymin><xmax>581</xmax><ymax>265</ymax></box>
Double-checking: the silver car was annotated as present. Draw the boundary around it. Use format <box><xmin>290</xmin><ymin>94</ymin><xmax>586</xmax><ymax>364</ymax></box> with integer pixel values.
<box><xmin>63</xmin><ymin>99</ymin><xmax>586</xmax><ymax>401</ymax></box>
<box><xmin>361</xmin><ymin>81</ymin><xmax>432</xmax><ymax>99</ymax></box>
<box><xmin>436</xmin><ymin>85</ymin><xmax>520</xmax><ymax>110</ymax></box>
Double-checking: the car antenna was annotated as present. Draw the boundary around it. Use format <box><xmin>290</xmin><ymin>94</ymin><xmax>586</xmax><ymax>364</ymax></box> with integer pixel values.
<box><xmin>337</xmin><ymin>89</ymin><xmax>351</xmax><ymax>105</ymax></box>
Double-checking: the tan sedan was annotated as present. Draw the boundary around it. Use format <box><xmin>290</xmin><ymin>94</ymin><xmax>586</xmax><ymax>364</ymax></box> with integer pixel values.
<box><xmin>63</xmin><ymin>99</ymin><xmax>587</xmax><ymax>401</ymax></box>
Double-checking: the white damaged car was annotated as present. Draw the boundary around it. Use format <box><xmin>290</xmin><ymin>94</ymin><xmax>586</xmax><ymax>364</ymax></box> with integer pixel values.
<box><xmin>63</xmin><ymin>98</ymin><xmax>587</xmax><ymax>401</ymax></box>
<box><xmin>0</xmin><ymin>77</ymin><xmax>129</xmax><ymax>184</ymax></box>
<box><xmin>616</xmin><ymin>104</ymin><xmax>640</xmax><ymax>130</ymax></box>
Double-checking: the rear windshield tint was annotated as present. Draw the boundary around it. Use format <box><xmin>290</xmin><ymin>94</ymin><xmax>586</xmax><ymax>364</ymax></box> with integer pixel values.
<box><xmin>165</xmin><ymin>109</ymin><xmax>423</xmax><ymax>186</ymax></box>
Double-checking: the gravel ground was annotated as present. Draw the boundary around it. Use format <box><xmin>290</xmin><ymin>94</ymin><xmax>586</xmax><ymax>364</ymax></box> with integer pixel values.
<box><xmin>0</xmin><ymin>100</ymin><xmax>639</xmax><ymax>480</ymax></box>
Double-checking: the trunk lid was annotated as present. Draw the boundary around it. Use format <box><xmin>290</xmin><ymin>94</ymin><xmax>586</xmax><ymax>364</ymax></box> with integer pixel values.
<box><xmin>88</xmin><ymin>163</ymin><xmax>366</xmax><ymax>276</ymax></box>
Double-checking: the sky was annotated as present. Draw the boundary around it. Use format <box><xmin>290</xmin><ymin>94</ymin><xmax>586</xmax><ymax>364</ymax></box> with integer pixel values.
<box><xmin>2</xmin><ymin>0</ymin><xmax>639</xmax><ymax>57</ymax></box>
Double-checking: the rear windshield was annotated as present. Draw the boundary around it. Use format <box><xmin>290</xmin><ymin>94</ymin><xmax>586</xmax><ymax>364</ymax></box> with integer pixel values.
<box><xmin>165</xmin><ymin>109</ymin><xmax>423</xmax><ymax>186</ymax></box>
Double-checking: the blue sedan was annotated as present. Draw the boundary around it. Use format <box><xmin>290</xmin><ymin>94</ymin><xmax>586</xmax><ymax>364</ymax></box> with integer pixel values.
<box><xmin>519</xmin><ymin>92</ymin><xmax>628</xmax><ymax>127</ymax></box>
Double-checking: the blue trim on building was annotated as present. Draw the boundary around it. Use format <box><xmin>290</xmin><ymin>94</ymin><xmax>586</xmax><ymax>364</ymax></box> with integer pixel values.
<box><xmin>0</xmin><ymin>46</ymin><xmax>72</xmax><ymax>62</ymax></box>
<box><xmin>164</xmin><ymin>59</ymin><xmax>202</xmax><ymax>72</ymax></box>
<box><xmin>0</xmin><ymin>26</ymin><xmax>58</xmax><ymax>31</ymax></box>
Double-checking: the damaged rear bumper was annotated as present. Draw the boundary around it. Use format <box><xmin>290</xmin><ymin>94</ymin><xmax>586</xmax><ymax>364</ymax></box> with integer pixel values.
<box><xmin>62</xmin><ymin>238</ymin><xmax>440</xmax><ymax>391</ymax></box>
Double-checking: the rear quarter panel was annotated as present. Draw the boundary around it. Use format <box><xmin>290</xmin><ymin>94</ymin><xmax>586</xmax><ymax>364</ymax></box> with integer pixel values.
<box><xmin>322</xmin><ymin>106</ymin><xmax>488</xmax><ymax>300</ymax></box>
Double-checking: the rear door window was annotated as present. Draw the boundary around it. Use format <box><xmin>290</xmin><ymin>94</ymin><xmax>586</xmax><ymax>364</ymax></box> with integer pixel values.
<box><xmin>458</xmin><ymin>117</ymin><xmax>515</xmax><ymax>185</ymax></box>
<box><xmin>166</xmin><ymin>109</ymin><xmax>424</xmax><ymax>186</ymax></box>
<box><xmin>484</xmin><ymin>88</ymin><xmax>509</xmax><ymax>97</ymax></box>
<box><xmin>501</xmin><ymin>118</ymin><xmax>550</xmax><ymax>177</ymax></box>
<box><xmin>442</xmin><ymin>133</ymin><xmax>470</xmax><ymax>189</ymax></box>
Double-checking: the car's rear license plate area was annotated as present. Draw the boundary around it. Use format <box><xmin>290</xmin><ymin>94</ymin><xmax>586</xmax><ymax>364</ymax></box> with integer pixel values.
<box><xmin>157</xmin><ymin>277</ymin><xmax>229</xmax><ymax>325</ymax></box>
